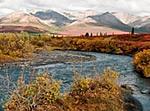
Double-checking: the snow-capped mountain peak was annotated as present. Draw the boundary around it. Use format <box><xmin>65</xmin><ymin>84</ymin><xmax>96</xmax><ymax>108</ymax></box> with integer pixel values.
<box><xmin>112</xmin><ymin>12</ymin><xmax>140</xmax><ymax>24</ymax></box>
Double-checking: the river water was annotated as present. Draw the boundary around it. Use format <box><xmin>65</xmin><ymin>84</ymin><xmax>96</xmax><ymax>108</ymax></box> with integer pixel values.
<box><xmin>0</xmin><ymin>51</ymin><xmax>150</xmax><ymax>111</ymax></box>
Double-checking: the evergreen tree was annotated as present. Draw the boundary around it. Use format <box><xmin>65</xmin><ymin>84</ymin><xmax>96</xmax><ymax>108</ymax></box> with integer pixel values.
<box><xmin>90</xmin><ymin>33</ymin><xmax>93</xmax><ymax>37</ymax></box>
<box><xmin>97</xmin><ymin>33</ymin><xmax>98</xmax><ymax>36</ymax></box>
<box><xmin>85</xmin><ymin>32</ymin><xmax>89</xmax><ymax>37</ymax></box>
<box><xmin>100</xmin><ymin>32</ymin><xmax>103</xmax><ymax>36</ymax></box>
<box><xmin>131</xmin><ymin>27</ymin><xmax>135</xmax><ymax>35</ymax></box>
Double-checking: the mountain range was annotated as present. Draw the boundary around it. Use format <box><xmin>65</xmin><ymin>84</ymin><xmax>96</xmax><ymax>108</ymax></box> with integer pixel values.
<box><xmin>0</xmin><ymin>9</ymin><xmax>150</xmax><ymax>35</ymax></box>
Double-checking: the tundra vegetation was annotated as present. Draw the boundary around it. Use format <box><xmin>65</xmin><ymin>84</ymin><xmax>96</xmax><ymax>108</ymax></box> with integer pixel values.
<box><xmin>0</xmin><ymin>32</ymin><xmax>149</xmax><ymax>110</ymax></box>
<box><xmin>0</xmin><ymin>32</ymin><xmax>150</xmax><ymax>76</ymax></box>
<box><xmin>133</xmin><ymin>49</ymin><xmax>150</xmax><ymax>77</ymax></box>
<box><xmin>3</xmin><ymin>68</ymin><xmax>126</xmax><ymax>111</ymax></box>
<box><xmin>0</xmin><ymin>32</ymin><xmax>34</xmax><ymax>62</ymax></box>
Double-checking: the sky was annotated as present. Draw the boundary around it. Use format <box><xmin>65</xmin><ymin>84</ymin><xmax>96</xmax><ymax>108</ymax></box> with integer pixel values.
<box><xmin>0</xmin><ymin>0</ymin><xmax>150</xmax><ymax>16</ymax></box>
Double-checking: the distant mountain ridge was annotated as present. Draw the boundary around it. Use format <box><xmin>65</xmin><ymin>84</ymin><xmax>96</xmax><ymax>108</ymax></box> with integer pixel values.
<box><xmin>112</xmin><ymin>12</ymin><xmax>141</xmax><ymax>24</ymax></box>
<box><xmin>89</xmin><ymin>12</ymin><xmax>131</xmax><ymax>32</ymax></box>
<box><xmin>0</xmin><ymin>9</ymin><xmax>150</xmax><ymax>35</ymax></box>
<box><xmin>31</xmin><ymin>10</ymin><xmax>74</xmax><ymax>27</ymax></box>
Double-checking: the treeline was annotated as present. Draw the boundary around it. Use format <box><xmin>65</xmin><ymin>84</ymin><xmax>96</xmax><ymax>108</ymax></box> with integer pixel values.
<box><xmin>50</xmin><ymin>37</ymin><xmax>150</xmax><ymax>56</ymax></box>
<box><xmin>1</xmin><ymin>32</ymin><xmax>149</xmax><ymax>58</ymax></box>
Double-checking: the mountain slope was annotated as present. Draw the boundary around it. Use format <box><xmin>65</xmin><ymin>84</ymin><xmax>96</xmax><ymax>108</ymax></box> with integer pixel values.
<box><xmin>0</xmin><ymin>25</ymin><xmax>48</xmax><ymax>33</ymax></box>
<box><xmin>129</xmin><ymin>17</ymin><xmax>150</xmax><ymax>27</ymax></box>
<box><xmin>0</xmin><ymin>11</ymin><xmax>50</xmax><ymax>33</ymax></box>
<box><xmin>127</xmin><ymin>16</ymin><xmax>150</xmax><ymax>33</ymax></box>
<box><xmin>61</xmin><ymin>16</ymin><xmax>128</xmax><ymax>36</ymax></box>
<box><xmin>31</xmin><ymin>10</ymin><xmax>74</xmax><ymax>27</ymax></box>
<box><xmin>112</xmin><ymin>12</ymin><xmax>140</xmax><ymax>24</ymax></box>
<box><xmin>0</xmin><ymin>11</ymin><xmax>40</xmax><ymax>24</ymax></box>
<box><xmin>89</xmin><ymin>12</ymin><xmax>132</xmax><ymax>32</ymax></box>
<box><xmin>62</xmin><ymin>10</ymin><xmax>99</xmax><ymax>20</ymax></box>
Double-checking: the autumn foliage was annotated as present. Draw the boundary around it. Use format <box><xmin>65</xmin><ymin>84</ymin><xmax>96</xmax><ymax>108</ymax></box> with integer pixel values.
<box><xmin>0</xmin><ymin>32</ymin><xmax>34</xmax><ymax>60</ymax></box>
<box><xmin>4</xmin><ymin>73</ymin><xmax>62</xmax><ymax>111</ymax></box>
<box><xmin>0</xmin><ymin>33</ymin><xmax>150</xmax><ymax>61</ymax></box>
<box><xmin>0</xmin><ymin>32</ymin><xmax>149</xmax><ymax>77</ymax></box>
<box><xmin>4</xmin><ymin>68</ymin><xmax>125</xmax><ymax>111</ymax></box>
<box><xmin>0</xmin><ymin>33</ymin><xmax>149</xmax><ymax>110</ymax></box>
<box><xmin>49</xmin><ymin>34</ymin><xmax>150</xmax><ymax>77</ymax></box>
<box><xmin>50</xmin><ymin>34</ymin><xmax>150</xmax><ymax>56</ymax></box>
<box><xmin>133</xmin><ymin>50</ymin><xmax>150</xmax><ymax>77</ymax></box>
<box><xmin>66</xmin><ymin>68</ymin><xmax>124</xmax><ymax>111</ymax></box>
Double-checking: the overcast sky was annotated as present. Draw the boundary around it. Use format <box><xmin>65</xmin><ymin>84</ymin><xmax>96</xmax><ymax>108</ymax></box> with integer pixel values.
<box><xmin>0</xmin><ymin>0</ymin><xmax>150</xmax><ymax>16</ymax></box>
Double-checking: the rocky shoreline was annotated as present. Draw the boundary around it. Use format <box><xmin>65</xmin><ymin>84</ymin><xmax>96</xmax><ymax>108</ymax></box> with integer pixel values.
<box><xmin>121</xmin><ymin>84</ymin><xmax>143</xmax><ymax>111</ymax></box>
<box><xmin>0</xmin><ymin>50</ymin><xmax>96</xmax><ymax>68</ymax></box>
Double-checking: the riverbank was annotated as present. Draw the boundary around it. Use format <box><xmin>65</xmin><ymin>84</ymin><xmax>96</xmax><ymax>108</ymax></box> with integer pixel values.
<box><xmin>0</xmin><ymin>50</ymin><xmax>96</xmax><ymax>68</ymax></box>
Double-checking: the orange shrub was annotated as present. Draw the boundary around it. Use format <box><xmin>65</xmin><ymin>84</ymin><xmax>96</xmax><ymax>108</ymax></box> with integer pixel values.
<box><xmin>133</xmin><ymin>50</ymin><xmax>150</xmax><ymax>77</ymax></box>
<box><xmin>0</xmin><ymin>32</ymin><xmax>34</xmax><ymax>58</ymax></box>
<box><xmin>50</xmin><ymin>35</ymin><xmax>150</xmax><ymax>56</ymax></box>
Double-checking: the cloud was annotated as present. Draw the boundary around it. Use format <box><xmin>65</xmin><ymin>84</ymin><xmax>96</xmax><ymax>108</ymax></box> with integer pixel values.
<box><xmin>0</xmin><ymin>0</ymin><xmax>150</xmax><ymax>16</ymax></box>
<box><xmin>0</xmin><ymin>0</ymin><xmax>4</xmax><ymax>2</ymax></box>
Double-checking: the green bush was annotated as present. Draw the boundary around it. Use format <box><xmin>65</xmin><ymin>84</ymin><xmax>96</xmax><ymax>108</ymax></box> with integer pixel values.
<box><xmin>36</xmin><ymin>40</ymin><xmax>44</xmax><ymax>47</ymax></box>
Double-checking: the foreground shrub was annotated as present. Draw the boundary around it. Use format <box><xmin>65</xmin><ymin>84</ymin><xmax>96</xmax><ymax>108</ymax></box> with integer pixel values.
<box><xmin>4</xmin><ymin>68</ymin><xmax>125</xmax><ymax>111</ymax></box>
<box><xmin>4</xmin><ymin>73</ymin><xmax>62</xmax><ymax>111</ymax></box>
<box><xmin>66</xmin><ymin>68</ymin><xmax>124</xmax><ymax>111</ymax></box>
<box><xmin>133</xmin><ymin>49</ymin><xmax>150</xmax><ymax>77</ymax></box>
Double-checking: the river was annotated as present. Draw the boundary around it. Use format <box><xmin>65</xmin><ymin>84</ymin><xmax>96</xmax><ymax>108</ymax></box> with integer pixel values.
<box><xmin>0</xmin><ymin>51</ymin><xmax>150</xmax><ymax>111</ymax></box>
